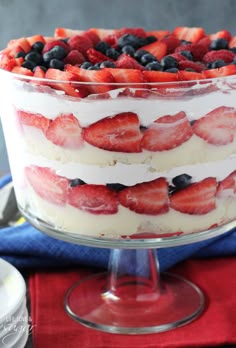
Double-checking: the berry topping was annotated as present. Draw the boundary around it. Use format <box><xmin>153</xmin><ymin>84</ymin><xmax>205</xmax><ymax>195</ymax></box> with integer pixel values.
<box><xmin>67</xmin><ymin>34</ymin><xmax>93</xmax><ymax>56</ymax></box>
<box><xmin>68</xmin><ymin>184</ymin><xmax>118</xmax><ymax>215</ymax></box>
<box><xmin>210</xmin><ymin>38</ymin><xmax>229</xmax><ymax>50</ymax></box>
<box><xmin>118</xmin><ymin>178</ymin><xmax>169</xmax><ymax>215</ymax></box>
<box><xmin>115</xmin><ymin>53</ymin><xmax>145</xmax><ymax>70</ymax></box>
<box><xmin>141</xmin><ymin>111</ymin><xmax>193</xmax><ymax>151</ymax></box>
<box><xmin>86</xmin><ymin>48</ymin><xmax>113</xmax><ymax>64</ymax></box>
<box><xmin>172</xmin><ymin>174</ymin><xmax>192</xmax><ymax>189</ymax></box>
<box><xmin>63</xmin><ymin>50</ymin><xmax>85</xmax><ymax>65</ymax></box>
<box><xmin>203</xmin><ymin>49</ymin><xmax>235</xmax><ymax>63</ymax></box>
<box><xmin>203</xmin><ymin>64</ymin><xmax>236</xmax><ymax>78</ymax></box>
<box><xmin>161</xmin><ymin>55</ymin><xmax>178</xmax><ymax>70</ymax></box>
<box><xmin>172</xmin><ymin>26</ymin><xmax>206</xmax><ymax>43</ymax></box>
<box><xmin>82</xmin><ymin>112</ymin><xmax>142</xmax><ymax>152</ymax></box>
<box><xmin>139</xmin><ymin>41</ymin><xmax>167</xmax><ymax>61</ymax></box>
<box><xmin>170</xmin><ymin>178</ymin><xmax>217</xmax><ymax>215</ymax></box>
<box><xmin>178</xmin><ymin>60</ymin><xmax>205</xmax><ymax>72</ymax></box>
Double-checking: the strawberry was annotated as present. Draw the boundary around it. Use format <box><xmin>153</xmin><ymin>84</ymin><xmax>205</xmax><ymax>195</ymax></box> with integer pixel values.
<box><xmin>216</xmin><ymin>171</ymin><xmax>236</xmax><ymax>197</ymax></box>
<box><xmin>141</xmin><ymin>111</ymin><xmax>193</xmax><ymax>151</ymax></box>
<box><xmin>116</xmin><ymin>27</ymin><xmax>147</xmax><ymax>39</ymax></box>
<box><xmin>84</xmin><ymin>30</ymin><xmax>100</xmax><ymax>45</ymax></box>
<box><xmin>229</xmin><ymin>36</ymin><xmax>236</xmax><ymax>48</ymax></box>
<box><xmin>86</xmin><ymin>48</ymin><xmax>113</xmax><ymax>64</ymax></box>
<box><xmin>178</xmin><ymin>60</ymin><xmax>205</xmax><ymax>73</ymax></box>
<box><xmin>147</xmin><ymin>30</ymin><xmax>170</xmax><ymax>40</ymax></box>
<box><xmin>102</xmin><ymin>34</ymin><xmax>118</xmax><ymax>47</ymax></box>
<box><xmin>82</xmin><ymin>112</ymin><xmax>142</xmax><ymax>152</ymax></box>
<box><xmin>45</xmin><ymin>114</ymin><xmax>83</xmax><ymax>149</ymax></box>
<box><xmin>202</xmin><ymin>49</ymin><xmax>235</xmax><ymax>63</ymax></box>
<box><xmin>7</xmin><ymin>38</ymin><xmax>31</xmax><ymax>54</ymax></box>
<box><xmin>115</xmin><ymin>54</ymin><xmax>145</xmax><ymax>70</ymax></box>
<box><xmin>178</xmin><ymin>70</ymin><xmax>204</xmax><ymax>81</ymax></box>
<box><xmin>209</xmin><ymin>30</ymin><xmax>231</xmax><ymax>42</ymax></box>
<box><xmin>65</xmin><ymin>65</ymin><xmax>114</xmax><ymax>94</ymax></box>
<box><xmin>118</xmin><ymin>178</ymin><xmax>169</xmax><ymax>215</ymax></box>
<box><xmin>170</xmin><ymin>177</ymin><xmax>217</xmax><ymax>215</ymax></box>
<box><xmin>104</xmin><ymin>68</ymin><xmax>145</xmax><ymax>85</ymax></box>
<box><xmin>54</xmin><ymin>28</ymin><xmax>84</xmax><ymax>38</ymax></box>
<box><xmin>175</xmin><ymin>43</ymin><xmax>208</xmax><ymax>61</ymax></box>
<box><xmin>168</xmin><ymin>53</ymin><xmax>188</xmax><ymax>62</ymax></box>
<box><xmin>33</xmin><ymin>66</ymin><xmax>46</xmax><ymax>79</ymax></box>
<box><xmin>11</xmin><ymin>66</ymin><xmax>33</xmax><ymax>76</ymax></box>
<box><xmin>161</xmin><ymin>36</ymin><xmax>181</xmax><ymax>54</ymax></box>
<box><xmin>139</xmin><ymin>41</ymin><xmax>167</xmax><ymax>60</ymax></box>
<box><xmin>42</xmin><ymin>39</ymin><xmax>70</xmax><ymax>54</ymax></box>
<box><xmin>172</xmin><ymin>26</ymin><xmax>206</xmax><ymax>43</ymax></box>
<box><xmin>89</xmin><ymin>28</ymin><xmax>116</xmax><ymax>40</ymax></box>
<box><xmin>143</xmin><ymin>70</ymin><xmax>178</xmax><ymax>83</ymax></box>
<box><xmin>68</xmin><ymin>184</ymin><xmax>118</xmax><ymax>214</ymax></box>
<box><xmin>192</xmin><ymin>106</ymin><xmax>236</xmax><ymax>145</ymax></box>
<box><xmin>68</xmin><ymin>35</ymin><xmax>93</xmax><ymax>56</ymax></box>
<box><xmin>63</xmin><ymin>50</ymin><xmax>85</xmax><ymax>65</ymax></box>
<box><xmin>198</xmin><ymin>36</ymin><xmax>211</xmax><ymax>49</ymax></box>
<box><xmin>17</xmin><ymin>110</ymin><xmax>50</xmax><ymax>133</ymax></box>
<box><xmin>0</xmin><ymin>57</ymin><xmax>23</xmax><ymax>71</ymax></box>
<box><xmin>25</xmin><ymin>166</ymin><xmax>69</xmax><ymax>206</ymax></box>
<box><xmin>27</xmin><ymin>35</ymin><xmax>46</xmax><ymax>46</ymax></box>
<box><xmin>203</xmin><ymin>64</ymin><xmax>236</xmax><ymax>78</ymax></box>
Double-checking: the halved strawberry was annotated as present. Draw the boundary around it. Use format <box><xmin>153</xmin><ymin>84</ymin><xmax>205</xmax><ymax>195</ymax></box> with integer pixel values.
<box><xmin>141</xmin><ymin>111</ymin><xmax>193</xmax><ymax>151</ymax></box>
<box><xmin>45</xmin><ymin>114</ymin><xmax>83</xmax><ymax>149</ymax></box>
<box><xmin>216</xmin><ymin>170</ymin><xmax>236</xmax><ymax>197</ymax></box>
<box><xmin>27</xmin><ymin>35</ymin><xmax>46</xmax><ymax>46</ymax></box>
<box><xmin>172</xmin><ymin>26</ymin><xmax>206</xmax><ymax>43</ymax></box>
<box><xmin>33</xmin><ymin>66</ymin><xmax>46</xmax><ymax>79</ymax></box>
<box><xmin>178</xmin><ymin>70</ymin><xmax>204</xmax><ymax>81</ymax></box>
<box><xmin>170</xmin><ymin>177</ymin><xmax>217</xmax><ymax>215</ymax></box>
<box><xmin>54</xmin><ymin>28</ymin><xmax>84</xmax><ymax>38</ymax></box>
<box><xmin>7</xmin><ymin>38</ymin><xmax>31</xmax><ymax>54</ymax></box>
<box><xmin>229</xmin><ymin>36</ymin><xmax>236</xmax><ymax>48</ymax></box>
<box><xmin>118</xmin><ymin>177</ymin><xmax>169</xmax><ymax>215</ymax></box>
<box><xmin>192</xmin><ymin>106</ymin><xmax>236</xmax><ymax>145</ymax></box>
<box><xmin>104</xmin><ymin>68</ymin><xmax>145</xmax><ymax>87</ymax></box>
<box><xmin>147</xmin><ymin>30</ymin><xmax>170</xmax><ymax>40</ymax></box>
<box><xmin>42</xmin><ymin>39</ymin><xmax>70</xmax><ymax>54</ymax></box>
<box><xmin>25</xmin><ymin>166</ymin><xmax>69</xmax><ymax>205</ymax></box>
<box><xmin>209</xmin><ymin>30</ymin><xmax>231</xmax><ymax>42</ymax></box>
<box><xmin>84</xmin><ymin>30</ymin><xmax>100</xmax><ymax>45</ymax></box>
<box><xmin>65</xmin><ymin>65</ymin><xmax>114</xmax><ymax>94</ymax></box>
<box><xmin>63</xmin><ymin>50</ymin><xmax>85</xmax><ymax>65</ymax></box>
<box><xmin>89</xmin><ymin>28</ymin><xmax>116</xmax><ymax>40</ymax></box>
<box><xmin>68</xmin><ymin>184</ymin><xmax>118</xmax><ymax>214</ymax></box>
<box><xmin>161</xmin><ymin>36</ymin><xmax>181</xmax><ymax>54</ymax></box>
<box><xmin>203</xmin><ymin>65</ymin><xmax>236</xmax><ymax>79</ymax></box>
<box><xmin>82</xmin><ymin>112</ymin><xmax>142</xmax><ymax>152</ymax></box>
<box><xmin>115</xmin><ymin>54</ymin><xmax>145</xmax><ymax>70</ymax></box>
<box><xmin>86</xmin><ymin>48</ymin><xmax>113</xmax><ymax>64</ymax></box>
<box><xmin>178</xmin><ymin>60</ymin><xmax>205</xmax><ymax>73</ymax></box>
<box><xmin>139</xmin><ymin>41</ymin><xmax>167</xmax><ymax>60</ymax></box>
<box><xmin>202</xmin><ymin>49</ymin><xmax>235</xmax><ymax>63</ymax></box>
<box><xmin>68</xmin><ymin>35</ymin><xmax>93</xmax><ymax>56</ymax></box>
<box><xmin>0</xmin><ymin>57</ymin><xmax>23</xmax><ymax>71</ymax></box>
<box><xmin>115</xmin><ymin>27</ymin><xmax>147</xmax><ymax>38</ymax></box>
<box><xmin>168</xmin><ymin>53</ymin><xmax>188</xmax><ymax>62</ymax></box>
<box><xmin>143</xmin><ymin>70</ymin><xmax>178</xmax><ymax>83</ymax></box>
<box><xmin>11</xmin><ymin>66</ymin><xmax>33</xmax><ymax>76</ymax></box>
<box><xmin>17</xmin><ymin>110</ymin><xmax>50</xmax><ymax>133</ymax></box>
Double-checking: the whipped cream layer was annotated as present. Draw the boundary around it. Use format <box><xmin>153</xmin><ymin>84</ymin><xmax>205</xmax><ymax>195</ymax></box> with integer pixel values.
<box><xmin>8</xmin><ymin>81</ymin><xmax>236</xmax><ymax>127</ymax></box>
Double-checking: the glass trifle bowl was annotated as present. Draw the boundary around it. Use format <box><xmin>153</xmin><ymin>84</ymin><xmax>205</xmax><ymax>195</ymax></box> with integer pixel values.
<box><xmin>1</xmin><ymin>64</ymin><xmax>236</xmax><ymax>333</ymax></box>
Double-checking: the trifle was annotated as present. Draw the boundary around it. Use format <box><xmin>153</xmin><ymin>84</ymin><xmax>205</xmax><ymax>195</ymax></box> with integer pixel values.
<box><xmin>1</xmin><ymin>25</ymin><xmax>236</xmax><ymax>240</ymax></box>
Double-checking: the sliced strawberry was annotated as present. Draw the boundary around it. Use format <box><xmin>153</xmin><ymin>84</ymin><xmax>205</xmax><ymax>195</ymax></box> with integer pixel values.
<box><xmin>33</xmin><ymin>66</ymin><xmax>46</xmax><ymax>79</ymax></box>
<box><xmin>175</xmin><ymin>43</ymin><xmax>208</xmax><ymax>61</ymax></box>
<box><xmin>141</xmin><ymin>111</ymin><xmax>193</xmax><ymax>151</ymax></box>
<box><xmin>192</xmin><ymin>106</ymin><xmax>236</xmax><ymax>145</ymax></box>
<box><xmin>229</xmin><ymin>36</ymin><xmax>236</xmax><ymax>48</ymax></box>
<box><xmin>118</xmin><ymin>178</ymin><xmax>169</xmax><ymax>215</ymax></box>
<box><xmin>202</xmin><ymin>49</ymin><xmax>235</xmax><ymax>63</ymax></box>
<box><xmin>0</xmin><ymin>57</ymin><xmax>23</xmax><ymax>71</ymax></box>
<box><xmin>139</xmin><ymin>41</ymin><xmax>167</xmax><ymax>60</ymax></box>
<box><xmin>115</xmin><ymin>54</ymin><xmax>145</xmax><ymax>70</ymax></box>
<box><xmin>209</xmin><ymin>30</ymin><xmax>231</xmax><ymax>42</ymax></box>
<box><xmin>82</xmin><ymin>112</ymin><xmax>142</xmax><ymax>152</ymax></box>
<box><xmin>68</xmin><ymin>35</ymin><xmax>93</xmax><ymax>56</ymax></box>
<box><xmin>147</xmin><ymin>30</ymin><xmax>170</xmax><ymax>40</ymax></box>
<box><xmin>84</xmin><ymin>29</ymin><xmax>100</xmax><ymax>45</ymax></box>
<box><xmin>45</xmin><ymin>114</ymin><xmax>83</xmax><ymax>149</ymax></box>
<box><xmin>170</xmin><ymin>177</ymin><xmax>217</xmax><ymax>215</ymax></box>
<box><xmin>11</xmin><ymin>66</ymin><xmax>33</xmax><ymax>76</ymax></box>
<box><xmin>68</xmin><ymin>184</ymin><xmax>118</xmax><ymax>214</ymax></box>
<box><xmin>104</xmin><ymin>68</ymin><xmax>145</xmax><ymax>87</ymax></box>
<box><xmin>143</xmin><ymin>70</ymin><xmax>178</xmax><ymax>83</ymax></box>
<box><xmin>178</xmin><ymin>70</ymin><xmax>204</xmax><ymax>81</ymax></box>
<box><xmin>168</xmin><ymin>53</ymin><xmax>188</xmax><ymax>62</ymax></box>
<box><xmin>216</xmin><ymin>170</ymin><xmax>236</xmax><ymax>197</ymax></box>
<box><xmin>27</xmin><ymin>35</ymin><xmax>46</xmax><ymax>46</ymax></box>
<box><xmin>86</xmin><ymin>48</ymin><xmax>113</xmax><ymax>64</ymax></box>
<box><xmin>102</xmin><ymin>34</ymin><xmax>118</xmax><ymax>47</ymax></box>
<box><xmin>42</xmin><ymin>39</ymin><xmax>70</xmax><ymax>54</ymax></box>
<box><xmin>17</xmin><ymin>110</ymin><xmax>50</xmax><ymax>133</ymax></box>
<box><xmin>203</xmin><ymin>64</ymin><xmax>236</xmax><ymax>78</ymax></box>
<box><xmin>178</xmin><ymin>60</ymin><xmax>205</xmax><ymax>73</ymax></box>
<box><xmin>172</xmin><ymin>26</ymin><xmax>206</xmax><ymax>43</ymax></box>
<box><xmin>89</xmin><ymin>28</ymin><xmax>116</xmax><ymax>40</ymax></box>
<box><xmin>197</xmin><ymin>36</ymin><xmax>211</xmax><ymax>50</ymax></box>
<box><xmin>161</xmin><ymin>36</ymin><xmax>181</xmax><ymax>54</ymax></box>
<box><xmin>116</xmin><ymin>27</ymin><xmax>147</xmax><ymax>38</ymax></box>
<box><xmin>63</xmin><ymin>50</ymin><xmax>85</xmax><ymax>65</ymax></box>
<box><xmin>54</xmin><ymin>28</ymin><xmax>84</xmax><ymax>37</ymax></box>
<box><xmin>25</xmin><ymin>166</ymin><xmax>69</xmax><ymax>206</ymax></box>
<box><xmin>7</xmin><ymin>38</ymin><xmax>31</xmax><ymax>53</ymax></box>
<box><xmin>66</xmin><ymin>64</ymin><xmax>114</xmax><ymax>94</ymax></box>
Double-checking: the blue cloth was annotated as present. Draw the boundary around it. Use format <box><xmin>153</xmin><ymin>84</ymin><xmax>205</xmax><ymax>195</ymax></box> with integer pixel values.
<box><xmin>0</xmin><ymin>174</ymin><xmax>236</xmax><ymax>271</ymax></box>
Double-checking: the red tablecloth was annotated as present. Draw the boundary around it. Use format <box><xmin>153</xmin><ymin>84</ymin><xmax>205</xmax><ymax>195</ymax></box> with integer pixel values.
<box><xmin>29</xmin><ymin>257</ymin><xmax>236</xmax><ymax>348</ymax></box>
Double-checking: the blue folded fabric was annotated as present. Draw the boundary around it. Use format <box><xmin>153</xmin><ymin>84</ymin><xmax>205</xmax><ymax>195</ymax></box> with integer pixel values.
<box><xmin>0</xmin><ymin>174</ymin><xmax>236</xmax><ymax>271</ymax></box>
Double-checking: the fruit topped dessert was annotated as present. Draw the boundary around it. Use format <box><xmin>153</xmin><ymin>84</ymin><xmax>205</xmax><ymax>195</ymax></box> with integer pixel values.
<box><xmin>1</xmin><ymin>26</ymin><xmax>236</xmax><ymax>239</ymax></box>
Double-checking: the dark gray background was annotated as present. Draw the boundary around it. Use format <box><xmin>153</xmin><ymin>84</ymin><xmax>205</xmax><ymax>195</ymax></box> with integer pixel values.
<box><xmin>0</xmin><ymin>0</ymin><xmax>236</xmax><ymax>173</ymax></box>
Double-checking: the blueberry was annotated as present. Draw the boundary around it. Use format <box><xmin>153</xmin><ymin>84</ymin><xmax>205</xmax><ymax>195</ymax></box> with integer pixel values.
<box><xmin>95</xmin><ymin>41</ymin><xmax>111</xmax><ymax>54</ymax></box>
<box><xmin>25</xmin><ymin>51</ymin><xmax>43</xmax><ymax>65</ymax></box>
<box><xmin>49</xmin><ymin>59</ymin><xmax>65</xmax><ymax>70</ymax></box>
<box><xmin>230</xmin><ymin>47</ymin><xmax>236</xmax><ymax>54</ymax></box>
<box><xmin>140</xmin><ymin>53</ymin><xmax>157</xmax><ymax>65</ymax></box>
<box><xmin>80</xmin><ymin>61</ymin><xmax>93</xmax><ymax>69</ymax></box>
<box><xmin>172</xmin><ymin>174</ymin><xmax>192</xmax><ymax>189</ymax></box>
<box><xmin>70</xmin><ymin>179</ymin><xmax>86</xmax><ymax>187</ymax></box>
<box><xmin>165</xmin><ymin>67</ymin><xmax>179</xmax><ymax>73</ymax></box>
<box><xmin>179</xmin><ymin>50</ymin><xmax>193</xmax><ymax>61</ymax></box>
<box><xmin>60</xmin><ymin>38</ymin><xmax>69</xmax><ymax>43</ymax></box>
<box><xmin>100</xmin><ymin>61</ymin><xmax>116</xmax><ymax>68</ymax></box>
<box><xmin>211</xmin><ymin>59</ymin><xmax>226</xmax><ymax>69</ymax></box>
<box><xmin>88</xmin><ymin>65</ymin><xmax>100</xmax><ymax>70</ymax></box>
<box><xmin>106</xmin><ymin>183</ymin><xmax>127</xmax><ymax>192</ymax></box>
<box><xmin>145</xmin><ymin>61</ymin><xmax>162</xmax><ymax>71</ymax></box>
<box><xmin>144</xmin><ymin>35</ymin><xmax>157</xmax><ymax>44</ymax></box>
<box><xmin>43</xmin><ymin>46</ymin><xmax>67</xmax><ymax>63</ymax></box>
<box><xmin>190</xmin><ymin>120</ymin><xmax>196</xmax><ymax>126</ymax></box>
<box><xmin>106</xmin><ymin>48</ymin><xmax>120</xmax><ymax>60</ymax></box>
<box><xmin>22</xmin><ymin>60</ymin><xmax>36</xmax><ymax>71</ymax></box>
<box><xmin>181</xmin><ymin>39</ymin><xmax>192</xmax><ymax>45</ymax></box>
<box><xmin>121</xmin><ymin>45</ymin><xmax>135</xmax><ymax>56</ymax></box>
<box><xmin>134</xmin><ymin>49</ymin><xmax>149</xmax><ymax>61</ymax></box>
<box><xmin>161</xmin><ymin>56</ymin><xmax>178</xmax><ymax>70</ymax></box>
<box><xmin>210</xmin><ymin>38</ymin><xmax>229</xmax><ymax>50</ymax></box>
<box><xmin>206</xmin><ymin>62</ymin><xmax>212</xmax><ymax>69</ymax></box>
<box><xmin>118</xmin><ymin>34</ymin><xmax>141</xmax><ymax>49</ymax></box>
<box><xmin>31</xmin><ymin>41</ymin><xmax>44</xmax><ymax>53</ymax></box>
<box><xmin>15</xmin><ymin>51</ymin><xmax>26</xmax><ymax>59</ymax></box>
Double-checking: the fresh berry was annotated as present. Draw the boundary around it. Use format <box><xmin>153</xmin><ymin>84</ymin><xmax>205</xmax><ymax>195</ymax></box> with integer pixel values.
<box><xmin>68</xmin><ymin>184</ymin><xmax>118</xmax><ymax>214</ymax></box>
<box><xmin>25</xmin><ymin>51</ymin><xmax>43</xmax><ymax>65</ymax></box>
<box><xmin>210</xmin><ymin>38</ymin><xmax>229</xmax><ymax>50</ymax></box>
<box><xmin>115</xmin><ymin>53</ymin><xmax>145</xmax><ymax>70</ymax></box>
<box><xmin>147</xmin><ymin>30</ymin><xmax>170</xmax><ymax>40</ymax></box>
<box><xmin>104</xmin><ymin>68</ymin><xmax>145</xmax><ymax>84</ymax></box>
<box><xmin>42</xmin><ymin>40</ymin><xmax>70</xmax><ymax>54</ymax></box>
<box><xmin>203</xmin><ymin>64</ymin><xmax>236</xmax><ymax>78</ymax></box>
<box><xmin>170</xmin><ymin>177</ymin><xmax>217</xmax><ymax>215</ymax></box>
<box><xmin>17</xmin><ymin>110</ymin><xmax>50</xmax><ymax>133</ymax></box>
<box><xmin>118</xmin><ymin>34</ymin><xmax>144</xmax><ymax>49</ymax></box>
<box><xmin>67</xmin><ymin>35</ymin><xmax>93</xmax><ymax>56</ymax></box>
<box><xmin>203</xmin><ymin>49</ymin><xmax>234</xmax><ymax>63</ymax></box>
<box><xmin>95</xmin><ymin>41</ymin><xmax>111</xmax><ymax>54</ymax></box>
<box><xmin>178</xmin><ymin>60</ymin><xmax>205</xmax><ymax>72</ymax></box>
<box><xmin>33</xmin><ymin>66</ymin><xmax>46</xmax><ymax>78</ymax></box>
<box><xmin>209</xmin><ymin>30</ymin><xmax>231</xmax><ymax>42</ymax></box>
<box><xmin>178</xmin><ymin>50</ymin><xmax>193</xmax><ymax>60</ymax></box>
<box><xmin>27</xmin><ymin>35</ymin><xmax>46</xmax><ymax>46</ymax></box>
<box><xmin>141</xmin><ymin>111</ymin><xmax>193</xmax><ymax>151</ymax></box>
<box><xmin>140</xmin><ymin>53</ymin><xmax>157</xmax><ymax>65</ymax></box>
<box><xmin>105</xmin><ymin>48</ymin><xmax>120</xmax><ymax>60</ymax></box>
<box><xmin>45</xmin><ymin>114</ymin><xmax>83</xmax><ymax>149</ymax></box>
<box><xmin>31</xmin><ymin>41</ymin><xmax>45</xmax><ymax>53</ymax></box>
<box><xmin>11</xmin><ymin>66</ymin><xmax>34</xmax><ymax>76</ymax></box>
<box><xmin>118</xmin><ymin>178</ymin><xmax>169</xmax><ymax>215</ymax></box>
<box><xmin>82</xmin><ymin>112</ymin><xmax>142</xmax><ymax>152</ymax></box>
<box><xmin>145</xmin><ymin>61</ymin><xmax>162</xmax><ymax>71</ymax></box>
<box><xmin>121</xmin><ymin>45</ymin><xmax>135</xmax><ymax>56</ymax></box>
<box><xmin>86</xmin><ymin>48</ymin><xmax>113</xmax><ymax>64</ymax></box>
<box><xmin>161</xmin><ymin>36</ymin><xmax>181</xmax><ymax>54</ymax></box>
<box><xmin>175</xmin><ymin>43</ymin><xmax>208</xmax><ymax>61</ymax></box>
<box><xmin>25</xmin><ymin>166</ymin><xmax>69</xmax><ymax>206</ymax></box>
<box><xmin>116</xmin><ymin>28</ymin><xmax>147</xmax><ymax>39</ymax></box>
<box><xmin>192</xmin><ymin>106</ymin><xmax>236</xmax><ymax>145</ymax></box>
<box><xmin>172</xmin><ymin>174</ymin><xmax>192</xmax><ymax>189</ymax></box>
<box><xmin>49</xmin><ymin>58</ymin><xmax>65</xmax><ymax>70</ymax></box>
<box><xmin>139</xmin><ymin>41</ymin><xmax>167</xmax><ymax>60</ymax></box>
<box><xmin>161</xmin><ymin>55</ymin><xmax>178</xmax><ymax>70</ymax></box>
<box><xmin>229</xmin><ymin>36</ymin><xmax>236</xmax><ymax>48</ymax></box>
<box><xmin>100</xmin><ymin>61</ymin><xmax>116</xmax><ymax>68</ymax></box>
<box><xmin>22</xmin><ymin>60</ymin><xmax>36</xmax><ymax>71</ymax></box>
<box><xmin>178</xmin><ymin>70</ymin><xmax>204</xmax><ymax>81</ymax></box>
<box><xmin>143</xmin><ymin>70</ymin><xmax>178</xmax><ymax>82</ymax></box>
<box><xmin>63</xmin><ymin>50</ymin><xmax>85</xmax><ymax>65</ymax></box>
<box><xmin>168</xmin><ymin>52</ymin><xmax>188</xmax><ymax>62</ymax></box>
<box><xmin>134</xmin><ymin>49</ymin><xmax>149</xmax><ymax>61</ymax></box>
<box><xmin>172</xmin><ymin>26</ymin><xmax>206</xmax><ymax>43</ymax></box>
<box><xmin>216</xmin><ymin>171</ymin><xmax>236</xmax><ymax>197</ymax></box>
<box><xmin>210</xmin><ymin>59</ymin><xmax>226</xmax><ymax>69</ymax></box>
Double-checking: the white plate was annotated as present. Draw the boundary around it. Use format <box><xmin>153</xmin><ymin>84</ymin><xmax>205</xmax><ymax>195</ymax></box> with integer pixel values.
<box><xmin>0</xmin><ymin>299</ymin><xmax>26</xmax><ymax>339</ymax></box>
<box><xmin>0</xmin><ymin>259</ymin><xmax>26</xmax><ymax>324</ymax></box>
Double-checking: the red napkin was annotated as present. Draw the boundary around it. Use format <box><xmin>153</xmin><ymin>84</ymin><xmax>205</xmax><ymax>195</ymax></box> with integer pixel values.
<box><xmin>29</xmin><ymin>257</ymin><xmax>236</xmax><ymax>348</ymax></box>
